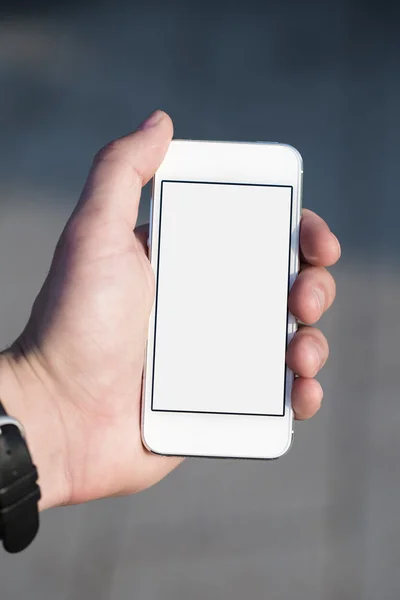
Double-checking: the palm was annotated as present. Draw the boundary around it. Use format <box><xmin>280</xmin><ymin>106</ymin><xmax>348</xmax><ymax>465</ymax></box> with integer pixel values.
<box><xmin>24</xmin><ymin>214</ymin><xmax>178</xmax><ymax>505</ymax></box>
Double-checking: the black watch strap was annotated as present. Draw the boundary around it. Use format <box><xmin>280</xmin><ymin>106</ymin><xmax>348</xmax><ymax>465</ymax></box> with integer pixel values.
<box><xmin>0</xmin><ymin>401</ymin><xmax>41</xmax><ymax>553</ymax></box>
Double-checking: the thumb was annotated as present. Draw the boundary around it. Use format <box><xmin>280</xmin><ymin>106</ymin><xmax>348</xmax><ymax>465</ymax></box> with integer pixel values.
<box><xmin>74</xmin><ymin>110</ymin><xmax>173</xmax><ymax>228</ymax></box>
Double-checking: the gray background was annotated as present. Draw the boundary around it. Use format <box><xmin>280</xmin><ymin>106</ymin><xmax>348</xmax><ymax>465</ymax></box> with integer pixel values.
<box><xmin>1</xmin><ymin>1</ymin><xmax>400</xmax><ymax>598</ymax></box>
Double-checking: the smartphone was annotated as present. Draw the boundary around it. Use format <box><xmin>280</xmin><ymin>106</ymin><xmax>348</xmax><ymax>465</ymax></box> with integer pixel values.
<box><xmin>141</xmin><ymin>140</ymin><xmax>302</xmax><ymax>460</ymax></box>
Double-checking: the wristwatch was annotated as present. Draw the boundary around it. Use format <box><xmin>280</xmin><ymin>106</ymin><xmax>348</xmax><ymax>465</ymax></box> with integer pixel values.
<box><xmin>0</xmin><ymin>400</ymin><xmax>41</xmax><ymax>553</ymax></box>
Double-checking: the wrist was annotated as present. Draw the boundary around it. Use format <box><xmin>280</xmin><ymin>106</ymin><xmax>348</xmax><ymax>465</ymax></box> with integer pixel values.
<box><xmin>0</xmin><ymin>345</ymin><xmax>71</xmax><ymax>510</ymax></box>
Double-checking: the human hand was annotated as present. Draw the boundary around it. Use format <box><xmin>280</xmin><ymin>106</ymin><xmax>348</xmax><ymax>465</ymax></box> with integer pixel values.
<box><xmin>0</xmin><ymin>111</ymin><xmax>340</xmax><ymax>509</ymax></box>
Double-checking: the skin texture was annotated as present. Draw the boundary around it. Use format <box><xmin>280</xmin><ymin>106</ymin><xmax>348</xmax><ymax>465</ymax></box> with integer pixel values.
<box><xmin>0</xmin><ymin>111</ymin><xmax>341</xmax><ymax>510</ymax></box>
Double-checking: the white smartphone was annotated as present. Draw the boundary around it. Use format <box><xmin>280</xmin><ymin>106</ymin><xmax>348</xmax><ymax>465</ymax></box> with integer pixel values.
<box><xmin>141</xmin><ymin>140</ymin><xmax>302</xmax><ymax>460</ymax></box>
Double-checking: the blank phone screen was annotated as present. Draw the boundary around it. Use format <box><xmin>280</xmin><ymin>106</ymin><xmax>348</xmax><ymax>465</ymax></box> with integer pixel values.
<box><xmin>151</xmin><ymin>180</ymin><xmax>293</xmax><ymax>417</ymax></box>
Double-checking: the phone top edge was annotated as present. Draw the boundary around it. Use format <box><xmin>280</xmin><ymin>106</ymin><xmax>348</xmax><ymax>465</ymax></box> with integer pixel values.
<box><xmin>171</xmin><ymin>138</ymin><xmax>280</xmax><ymax>144</ymax></box>
<box><xmin>169</xmin><ymin>139</ymin><xmax>303</xmax><ymax>171</ymax></box>
<box><xmin>172</xmin><ymin>138</ymin><xmax>286</xmax><ymax>147</ymax></box>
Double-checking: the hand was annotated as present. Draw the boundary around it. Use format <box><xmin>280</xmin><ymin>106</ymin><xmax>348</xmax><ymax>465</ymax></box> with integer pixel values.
<box><xmin>0</xmin><ymin>110</ymin><xmax>340</xmax><ymax>510</ymax></box>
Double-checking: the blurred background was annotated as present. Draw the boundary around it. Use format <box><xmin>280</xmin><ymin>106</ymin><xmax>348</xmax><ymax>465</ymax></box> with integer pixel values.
<box><xmin>1</xmin><ymin>0</ymin><xmax>400</xmax><ymax>598</ymax></box>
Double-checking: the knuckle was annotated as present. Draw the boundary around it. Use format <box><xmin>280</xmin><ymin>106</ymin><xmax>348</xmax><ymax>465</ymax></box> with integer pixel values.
<box><xmin>93</xmin><ymin>140</ymin><xmax>143</xmax><ymax>189</ymax></box>
<box><xmin>93</xmin><ymin>139</ymin><xmax>124</xmax><ymax>165</ymax></box>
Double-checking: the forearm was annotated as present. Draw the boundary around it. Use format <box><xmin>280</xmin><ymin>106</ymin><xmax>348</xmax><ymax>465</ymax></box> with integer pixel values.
<box><xmin>0</xmin><ymin>347</ymin><xmax>70</xmax><ymax>510</ymax></box>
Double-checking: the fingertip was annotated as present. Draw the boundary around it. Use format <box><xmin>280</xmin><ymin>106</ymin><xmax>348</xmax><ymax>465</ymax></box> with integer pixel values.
<box><xmin>287</xmin><ymin>329</ymin><xmax>328</xmax><ymax>378</ymax></box>
<box><xmin>137</xmin><ymin>107</ymin><xmax>172</xmax><ymax>126</ymax></box>
<box><xmin>292</xmin><ymin>377</ymin><xmax>323</xmax><ymax>420</ymax></box>
<box><xmin>300</xmin><ymin>210</ymin><xmax>341</xmax><ymax>267</ymax></box>
<box><xmin>137</xmin><ymin>109</ymin><xmax>174</xmax><ymax>141</ymax></box>
<box><xmin>289</xmin><ymin>266</ymin><xmax>336</xmax><ymax>325</ymax></box>
<box><xmin>317</xmin><ymin>230</ymin><xmax>341</xmax><ymax>267</ymax></box>
<box><xmin>331</xmin><ymin>232</ymin><xmax>341</xmax><ymax>260</ymax></box>
<box><xmin>300</xmin><ymin>340</ymin><xmax>321</xmax><ymax>377</ymax></box>
<box><xmin>161</xmin><ymin>110</ymin><xmax>174</xmax><ymax>136</ymax></box>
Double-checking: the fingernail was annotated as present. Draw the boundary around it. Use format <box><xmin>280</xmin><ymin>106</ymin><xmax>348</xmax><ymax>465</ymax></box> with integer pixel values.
<box><xmin>309</xmin><ymin>341</ymin><xmax>322</xmax><ymax>372</ymax></box>
<box><xmin>137</xmin><ymin>110</ymin><xmax>164</xmax><ymax>131</ymax></box>
<box><xmin>313</xmin><ymin>287</ymin><xmax>325</xmax><ymax>314</ymax></box>
<box><xmin>332</xmin><ymin>232</ymin><xmax>341</xmax><ymax>255</ymax></box>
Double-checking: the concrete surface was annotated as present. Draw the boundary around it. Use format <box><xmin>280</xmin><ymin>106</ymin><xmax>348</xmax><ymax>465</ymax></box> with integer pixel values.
<box><xmin>1</xmin><ymin>1</ymin><xmax>400</xmax><ymax>598</ymax></box>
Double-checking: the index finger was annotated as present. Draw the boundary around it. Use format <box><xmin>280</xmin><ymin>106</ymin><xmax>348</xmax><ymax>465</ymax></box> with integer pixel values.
<box><xmin>300</xmin><ymin>209</ymin><xmax>341</xmax><ymax>267</ymax></box>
